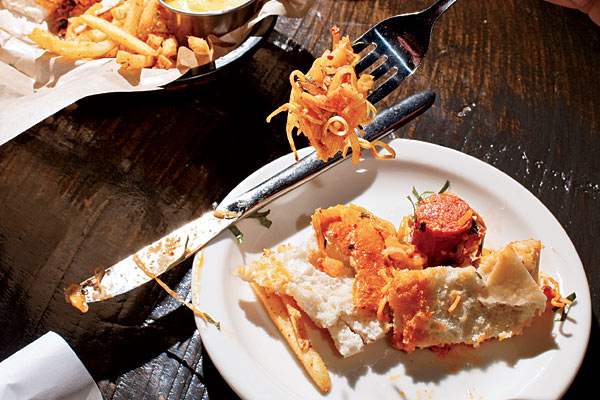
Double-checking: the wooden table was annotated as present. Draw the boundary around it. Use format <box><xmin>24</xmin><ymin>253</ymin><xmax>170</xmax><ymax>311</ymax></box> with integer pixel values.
<box><xmin>1</xmin><ymin>0</ymin><xmax>597</xmax><ymax>398</ymax></box>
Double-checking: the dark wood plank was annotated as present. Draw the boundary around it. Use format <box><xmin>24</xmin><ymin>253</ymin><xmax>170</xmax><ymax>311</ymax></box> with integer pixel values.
<box><xmin>1</xmin><ymin>0</ymin><xmax>598</xmax><ymax>398</ymax></box>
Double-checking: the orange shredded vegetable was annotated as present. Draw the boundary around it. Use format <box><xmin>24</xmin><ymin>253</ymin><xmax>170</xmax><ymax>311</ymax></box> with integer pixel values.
<box><xmin>267</xmin><ymin>26</ymin><xmax>395</xmax><ymax>164</ymax></box>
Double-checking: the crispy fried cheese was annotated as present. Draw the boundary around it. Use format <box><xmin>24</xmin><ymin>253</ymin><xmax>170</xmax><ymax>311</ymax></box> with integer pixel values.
<box><xmin>388</xmin><ymin>240</ymin><xmax>546</xmax><ymax>352</ymax></box>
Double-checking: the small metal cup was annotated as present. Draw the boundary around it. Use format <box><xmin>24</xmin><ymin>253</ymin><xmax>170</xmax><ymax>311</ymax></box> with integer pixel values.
<box><xmin>158</xmin><ymin>0</ymin><xmax>260</xmax><ymax>44</ymax></box>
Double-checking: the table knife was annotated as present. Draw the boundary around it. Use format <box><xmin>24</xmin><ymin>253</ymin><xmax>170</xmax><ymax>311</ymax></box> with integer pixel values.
<box><xmin>74</xmin><ymin>90</ymin><xmax>435</xmax><ymax>306</ymax></box>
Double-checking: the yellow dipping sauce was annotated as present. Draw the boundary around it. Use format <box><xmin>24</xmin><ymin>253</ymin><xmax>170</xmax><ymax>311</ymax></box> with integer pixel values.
<box><xmin>164</xmin><ymin>0</ymin><xmax>249</xmax><ymax>12</ymax></box>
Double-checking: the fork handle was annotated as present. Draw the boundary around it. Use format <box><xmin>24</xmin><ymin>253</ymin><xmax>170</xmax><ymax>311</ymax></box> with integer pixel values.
<box><xmin>422</xmin><ymin>0</ymin><xmax>457</xmax><ymax>24</ymax></box>
<box><xmin>219</xmin><ymin>90</ymin><xmax>436</xmax><ymax>217</ymax></box>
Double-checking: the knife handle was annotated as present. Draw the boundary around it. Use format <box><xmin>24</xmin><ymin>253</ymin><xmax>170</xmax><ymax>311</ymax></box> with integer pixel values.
<box><xmin>218</xmin><ymin>90</ymin><xmax>435</xmax><ymax>217</ymax></box>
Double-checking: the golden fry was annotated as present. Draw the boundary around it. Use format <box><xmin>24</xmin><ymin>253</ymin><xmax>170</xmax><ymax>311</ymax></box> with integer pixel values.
<box><xmin>123</xmin><ymin>0</ymin><xmax>144</xmax><ymax>36</ymax></box>
<box><xmin>156</xmin><ymin>54</ymin><xmax>174</xmax><ymax>69</ymax></box>
<box><xmin>159</xmin><ymin>36</ymin><xmax>177</xmax><ymax>58</ymax></box>
<box><xmin>77</xmin><ymin>29</ymin><xmax>108</xmax><ymax>42</ymax></box>
<box><xmin>80</xmin><ymin>14</ymin><xmax>156</xmax><ymax>56</ymax></box>
<box><xmin>188</xmin><ymin>36</ymin><xmax>210</xmax><ymax>55</ymax></box>
<box><xmin>188</xmin><ymin>36</ymin><xmax>213</xmax><ymax>66</ymax></box>
<box><xmin>138</xmin><ymin>0</ymin><xmax>159</xmax><ymax>39</ymax></box>
<box><xmin>30</xmin><ymin>0</ymin><xmax>215</xmax><ymax>69</ymax></box>
<box><xmin>110</xmin><ymin>4</ymin><xmax>128</xmax><ymax>20</ymax></box>
<box><xmin>116</xmin><ymin>50</ymin><xmax>155</xmax><ymax>68</ymax></box>
<box><xmin>83</xmin><ymin>2</ymin><xmax>103</xmax><ymax>15</ymax></box>
<box><xmin>250</xmin><ymin>283</ymin><xmax>331</xmax><ymax>393</ymax></box>
<box><xmin>28</xmin><ymin>28</ymin><xmax>115</xmax><ymax>59</ymax></box>
<box><xmin>146</xmin><ymin>33</ymin><xmax>164</xmax><ymax>50</ymax></box>
<box><xmin>64</xmin><ymin>17</ymin><xmax>85</xmax><ymax>40</ymax></box>
<box><xmin>105</xmin><ymin>47</ymin><xmax>119</xmax><ymax>58</ymax></box>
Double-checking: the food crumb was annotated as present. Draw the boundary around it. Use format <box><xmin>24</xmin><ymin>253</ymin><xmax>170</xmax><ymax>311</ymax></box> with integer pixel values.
<box><xmin>457</xmin><ymin>103</ymin><xmax>476</xmax><ymax>117</ymax></box>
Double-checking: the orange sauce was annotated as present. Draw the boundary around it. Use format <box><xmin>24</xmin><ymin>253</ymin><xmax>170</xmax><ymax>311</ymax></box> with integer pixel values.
<box><xmin>312</xmin><ymin>204</ymin><xmax>397</xmax><ymax>312</ymax></box>
<box><xmin>65</xmin><ymin>282</ymin><xmax>89</xmax><ymax>313</ymax></box>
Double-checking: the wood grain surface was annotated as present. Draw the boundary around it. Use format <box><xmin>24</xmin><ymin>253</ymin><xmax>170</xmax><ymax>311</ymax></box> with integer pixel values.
<box><xmin>1</xmin><ymin>0</ymin><xmax>598</xmax><ymax>398</ymax></box>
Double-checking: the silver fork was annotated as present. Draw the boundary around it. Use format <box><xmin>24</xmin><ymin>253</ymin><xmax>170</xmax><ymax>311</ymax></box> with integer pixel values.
<box><xmin>353</xmin><ymin>0</ymin><xmax>457</xmax><ymax>104</ymax></box>
<box><xmin>75</xmin><ymin>4</ymin><xmax>456</xmax><ymax>302</ymax></box>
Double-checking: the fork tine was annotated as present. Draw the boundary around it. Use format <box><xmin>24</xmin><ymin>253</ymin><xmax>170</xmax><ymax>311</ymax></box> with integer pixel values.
<box><xmin>367</xmin><ymin>59</ymin><xmax>393</xmax><ymax>81</ymax></box>
<box><xmin>352</xmin><ymin>26</ymin><xmax>380</xmax><ymax>53</ymax></box>
<box><xmin>352</xmin><ymin>40</ymin><xmax>369</xmax><ymax>54</ymax></box>
<box><xmin>351</xmin><ymin>34</ymin><xmax>371</xmax><ymax>53</ymax></box>
<box><xmin>367</xmin><ymin>74</ymin><xmax>402</xmax><ymax>104</ymax></box>
<box><xmin>354</xmin><ymin>48</ymin><xmax>382</xmax><ymax>74</ymax></box>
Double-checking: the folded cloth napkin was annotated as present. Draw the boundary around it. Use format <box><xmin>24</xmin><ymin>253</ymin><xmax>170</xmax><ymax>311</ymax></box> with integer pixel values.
<box><xmin>0</xmin><ymin>331</ymin><xmax>102</xmax><ymax>400</ymax></box>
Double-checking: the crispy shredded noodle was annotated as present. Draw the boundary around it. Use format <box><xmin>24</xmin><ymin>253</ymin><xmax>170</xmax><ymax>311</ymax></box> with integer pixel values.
<box><xmin>539</xmin><ymin>272</ymin><xmax>573</xmax><ymax>309</ymax></box>
<box><xmin>267</xmin><ymin>26</ymin><xmax>395</xmax><ymax>164</ymax></box>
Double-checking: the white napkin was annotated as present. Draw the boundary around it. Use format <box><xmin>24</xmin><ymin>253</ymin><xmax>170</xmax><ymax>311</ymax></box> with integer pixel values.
<box><xmin>0</xmin><ymin>331</ymin><xmax>102</xmax><ymax>400</ymax></box>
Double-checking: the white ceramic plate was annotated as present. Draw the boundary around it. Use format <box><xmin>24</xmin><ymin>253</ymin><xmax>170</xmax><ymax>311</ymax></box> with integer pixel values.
<box><xmin>192</xmin><ymin>139</ymin><xmax>591</xmax><ymax>400</ymax></box>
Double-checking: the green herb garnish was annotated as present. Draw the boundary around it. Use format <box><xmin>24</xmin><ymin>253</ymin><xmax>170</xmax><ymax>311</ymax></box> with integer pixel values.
<box><xmin>228</xmin><ymin>209</ymin><xmax>273</xmax><ymax>243</ymax></box>
<box><xmin>407</xmin><ymin>180</ymin><xmax>451</xmax><ymax>221</ymax></box>
<box><xmin>555</xmin><ymin>292</ymin><xmax>576</xmax><ymax>322</ymax></box>
<box><xmin>438</xmin><ymin>180</ymin><xmax>450</xmax><ymax>194</ymax></box>
<box><xmin>248</xmin><ymin>209</ymin><xmax>273</xmax><ymax>228</ymax></box>
<box><xmin>202</xmin><ymin>312</ymin><xmax>221</xmax><ymax>330</ymax></box>
<box><xmin>348</xmin><ymin>243</ymin><xmax>355</xmax><ymax>250</ymax></box>
<box><xmin>228</xmin><ymin>225</ymin><xmax>244</xmax><ymax>243</ymax></box>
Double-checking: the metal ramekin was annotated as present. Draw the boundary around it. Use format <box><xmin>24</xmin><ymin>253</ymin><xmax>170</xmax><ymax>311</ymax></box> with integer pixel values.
<box><xmin>158</xmin><ymin>0</ymin><xmax>260</xmax><ymax>44</ymax></box>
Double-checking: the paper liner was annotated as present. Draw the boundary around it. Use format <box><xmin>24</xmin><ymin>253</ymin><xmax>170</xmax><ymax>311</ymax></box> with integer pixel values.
<box><xmin>0</xmin><ymin>0</ymin><xmax>314</xmax><ymax>144</ymax></box>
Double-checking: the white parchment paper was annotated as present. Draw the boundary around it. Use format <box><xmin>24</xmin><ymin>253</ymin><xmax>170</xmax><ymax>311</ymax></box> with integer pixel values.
<box><xmin>0</xmin><ymin>0</ymin><xmax>314</xmax><ymax>145</ymax></box>
<box><xmin>0</xmin><ymin>331</ymin><xmax>102</xmax><ymax>400</ymax></box>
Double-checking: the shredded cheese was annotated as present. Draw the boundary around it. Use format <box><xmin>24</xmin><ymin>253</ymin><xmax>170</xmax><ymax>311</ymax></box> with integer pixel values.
<box><xmin>539</xmin><ymin>272</ymin><xmax>572</xmax><ymax>309</ymax></box>
<box><xmin>132</xmin><ymin>252</ymin><xmax>219</xmax><ymax>328</ymax></box>
<box><xmin>267</xmin><ymin>26</ymin><xmax>394</xmax><ymax>164</ymax></box>
<box><xmin>447</xmin><ymin>293</ymin><xmax>461</xmax><ymax>313</ymax></box>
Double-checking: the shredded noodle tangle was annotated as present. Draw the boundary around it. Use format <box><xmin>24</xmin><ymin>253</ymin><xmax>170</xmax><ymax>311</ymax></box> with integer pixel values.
<box><xmin>267</xmin><ymin>26</ymin><xmax>395</xmax><ymax>164</ymax></box>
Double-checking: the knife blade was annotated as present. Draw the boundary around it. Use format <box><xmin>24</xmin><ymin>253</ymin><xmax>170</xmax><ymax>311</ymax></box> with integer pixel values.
<box><xmin>75</xmin><ymin>90</ymin><xmax>435</xmax><ymax>305</ymax></box>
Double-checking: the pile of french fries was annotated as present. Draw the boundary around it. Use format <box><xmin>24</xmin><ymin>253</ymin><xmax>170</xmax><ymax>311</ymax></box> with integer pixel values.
<box><xmin>28</xmin><ymin>0</ymin><xmax>212</xmax><ymax>69</ymax></box>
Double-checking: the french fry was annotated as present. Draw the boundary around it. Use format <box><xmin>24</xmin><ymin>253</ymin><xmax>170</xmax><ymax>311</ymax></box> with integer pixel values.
<box><xmin>146</xmin><ymin>33</ymin><xmax>164</xmax><ymax>50</ymax></box>
<box><xmin>123</xmin><ymin>0</ymin><xmax>144</xmax><ymax>36</ymax></box>
<box><xmin>250</xmin><ymin>283</ymin><xmax>331</xmax><ymax>393</ymax></box>
<box><xmin>110</xmin><ymin>4</ymin><xmax>128</xmax><ymax>20</ymax></box>
<box><xmin>84</xmin><ymin>2</ymin><xmax>104</xmax><ymax>15</ymax></box>
<box><xmin>188</xmin><ymin>36</ymin><xmax>210</xmax><ymax>55</ymax></box>
<box><xmin>116</xmin><ymin>50</ymin><xmax>155</xmax><ymax>68</ymax></box>
<box><xmin>159</xmin><ymin>36</ymin><xmax>177</xmax><ymax>58</ymax></box>
<box><xmin>64</xmin><ymin>17</ymin><xmax>86</xmax><ymax>40</ymax></box>
<box><xmin>188</xmin><ymin>36</ymin><xmax>213</xmax><ymax>66</ymax></box>
<box><xmin>78</xmin><ymin>29</ymin><xmax>108</xmax><ymax>42</ymax></box>
<box><xmin>106</xmin><ymin>47</ymin><xmax>119</xmax><ymax>58</ymax></box>
<box><xmin>138</xmin><ymin>0</ymin><xmax>159</xmax><ymax>39</ymax></box>
<box><xmin>155</xmin><ymin>54</ymin><xmax>174</xmax><ymax>69</ymax></box>
<box><xmin>29</xmin><ymin>0</ymin><xmax>215</xmax><ymax>70</ymax></box>
<box><xmin>80</xmin><ymin>14</ymin><xmax>156</xmax><ymax>56</ymax></box>
<box><xmin>281</xmin><ymin>295</ymin><xmax>311</xmax><ymax>352</ymax></box>
<box><xmin>28</xmin><ymin>28</ymin><xmax>115</xmax><ymax>59</ymax></box>
<box><xmin>94</xmin><ymin>0</ymin><xmax>124</xmax><ymax>15</ymax></box>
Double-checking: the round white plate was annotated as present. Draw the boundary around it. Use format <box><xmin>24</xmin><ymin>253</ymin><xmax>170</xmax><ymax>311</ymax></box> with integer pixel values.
<box><xmin>192</xmin><ymin>139</ymin><xmax>591</xmax><ymax>400</ymax></box>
